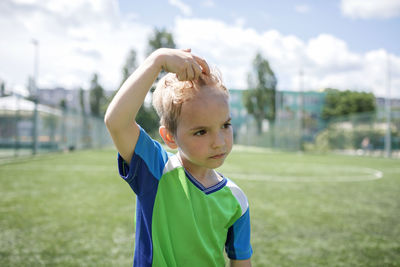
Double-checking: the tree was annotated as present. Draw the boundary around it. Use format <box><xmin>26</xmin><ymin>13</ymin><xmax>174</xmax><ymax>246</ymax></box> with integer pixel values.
<box><xmin>121</xmin><ymin>49</ymin><xmax>138</xmax><ymax>87</ymax></box>
<box><xmin>109</xmin><ymin>29</ymin><xmax>176</xmax><ymax>136</ymax></box>
<box><xmin>59</xmin><ymin>99</ymin><xmax>67</xmax><ymax>110</ymax></box>
<box><xmin>1</xmin><ymin>81</ymin><xmax>5</xmax><ymax>97</ymax></box>
<box><xmin>243</xmin><ymin>52</ymin><xmax>277</xmax><ymax>135</ymax></box>
<box><xmin>118</xmin><ymin>47</ymin><xmax>159</xmax><ymax>136</ymax></box>
<box><xmin>89</xmin><ymin>73</ymin><xmax>106</xmax><ymax>117</ymax></box>
<box><xmin>135</xmin><ymin>28</ymin><xmax>177</xmax><ymax>136</ymax></box>
<box><xmin>79</xmin><ymin>86</ymin><xmax>91</xmax><ymax>148</ymax></box>
<box><xmin>322</xmin><ymin>89</ymin><xmax>376</xmax><ymax>121</ymax></box>
<box><xmin>79</xmin><ymin>87</ymin><xmax>86</xmax><ymax>114</ymax></box>
<box><xmin>147</xmin><ymin>28</ymin><xmax>176</xmax><ymax>55</ymax></box>
<box><xmin>147</xmin><ymin>28</ymin><xmax>177</xmax><ymax>84</ymax></box>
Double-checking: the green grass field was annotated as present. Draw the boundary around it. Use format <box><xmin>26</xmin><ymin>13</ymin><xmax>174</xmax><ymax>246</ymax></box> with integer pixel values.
<box><xmin>0</xmin><ymin>147</ymin><xmax>399</xmax><ymax>266</ymax></box>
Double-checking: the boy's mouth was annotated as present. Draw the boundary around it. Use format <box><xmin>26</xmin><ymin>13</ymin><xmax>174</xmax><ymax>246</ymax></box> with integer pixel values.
<box><xmin>209</xmin><ymin>153</ymin><xmax>226</xmax><ymax>159</ymax></box>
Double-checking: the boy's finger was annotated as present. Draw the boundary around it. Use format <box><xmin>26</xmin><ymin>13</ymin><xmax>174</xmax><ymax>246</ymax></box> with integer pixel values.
<box><xmin>192</xmin><ymin>55</ymin><xmax>210</xmax><ymax>74</ymax></box>
<box><xmin>193</xmin><ymin>63</ymin><xmax>202</xmax><ymax>80</ymax></box>
<box><xmin>176</xmin><ymin>73</ymin><xmax>185</xmax><ymax>81</ymax></box>
<box><xmin>186</xmin><ymin>65</ymin><xmax>195</xmax><ymax>80</ymax></box>
<box><xmin>176</xmin><ymin>68</ymin><xmax>186</xmax><ymax>81</ymax></box>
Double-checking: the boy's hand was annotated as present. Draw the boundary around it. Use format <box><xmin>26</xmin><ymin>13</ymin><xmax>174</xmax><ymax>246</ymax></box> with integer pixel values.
<box><xmin>105</xmin><ymin>47</ymin><xmax>210</xmax><ymax>165</ymax></box>
<box><xmin>157</xmin><ymin>48</ymin><xmax>210</xmax><ymax>81</ymax></box>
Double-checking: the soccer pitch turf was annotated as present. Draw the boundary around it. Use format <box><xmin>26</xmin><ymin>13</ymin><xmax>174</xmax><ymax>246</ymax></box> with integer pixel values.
<box><xmin>0</xmin><ymin>147</ymin><xmax>399</xmax><ymax>266</ymax></box>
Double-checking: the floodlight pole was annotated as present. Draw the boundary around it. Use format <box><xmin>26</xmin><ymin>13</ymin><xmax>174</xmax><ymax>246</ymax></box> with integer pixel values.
<box><xmin>32</xmin><ymin>39</ymin><xmax>39</xmax><ymax>155</ymax></box>
<box><xmin>384</xmin><ymin>53</ymin><xmax>391</xmax><ymax>158</ymax></box>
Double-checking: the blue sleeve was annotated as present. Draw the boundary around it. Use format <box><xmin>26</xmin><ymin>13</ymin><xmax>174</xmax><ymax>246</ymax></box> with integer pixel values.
<box><xmin>225</xmin><ymin>208</ymin><xmax>253</xmax><ymax>260</ymax></box>
<box><xmin>117</xmin><ymin>127</ymin><xmax>169</xmax><ymax>196</ymax></box>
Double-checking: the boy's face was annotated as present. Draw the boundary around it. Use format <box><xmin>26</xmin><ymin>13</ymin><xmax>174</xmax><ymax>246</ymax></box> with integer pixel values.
<box><xmin>174</xmin><ymin>86</ymin><xmax>233</xmax><ymax>176</ymax></box>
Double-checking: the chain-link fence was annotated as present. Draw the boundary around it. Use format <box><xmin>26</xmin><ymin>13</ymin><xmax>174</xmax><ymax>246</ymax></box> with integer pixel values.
<box><xmin>2</xmin><ymin>94</ymin><xmax>399</xmax><ymax>159</ymax></box>
<box><xmin>235</xmin><ymin>109</ymin><xmax>400</xmax><ymax>157</ymax></box>
<box><xmin>311</xmin><ymin>111</ymin><xmax>400</xmax><ymax>155</ymax></box>
<box><xmin>0</xmin><ymin>98</ymin><xmax>111</xmax><ymax>159</ymax></box>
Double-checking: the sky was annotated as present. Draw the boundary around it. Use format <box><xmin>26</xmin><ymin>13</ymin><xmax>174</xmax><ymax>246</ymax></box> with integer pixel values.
<box><xmin>0</xmin><ymin>0</ymin><xmax>400</xmax><ymax>97</ymax></box>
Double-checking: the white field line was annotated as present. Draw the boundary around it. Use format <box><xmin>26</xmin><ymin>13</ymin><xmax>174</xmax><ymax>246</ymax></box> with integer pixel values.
<box><xmin>1</xmin><ymin>164</ymin><xmax>113</xmax><ymax>172</ymax></box>
<box><xmin>2</xmin><ymin>161</ymin><xmax>386</xmax><ymax>183</ymax></box>
<box><xmin>224</xmin><ymin>167</ymin><xmax>383</xmax><ymax>183</ymax></box>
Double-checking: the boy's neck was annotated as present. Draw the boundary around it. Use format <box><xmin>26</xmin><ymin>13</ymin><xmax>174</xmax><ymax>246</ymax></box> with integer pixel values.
<box><xmin>177</xmin><ymin>153</ymin><xmax>223</xmax><ymax>188</ymax></box>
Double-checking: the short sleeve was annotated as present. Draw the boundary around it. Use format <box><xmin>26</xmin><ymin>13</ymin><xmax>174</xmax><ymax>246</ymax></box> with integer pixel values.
<box><xmin>225</xmin><ymin>208</ymin><xmax>253</xmax><ymax>260</ymax></box>
<box><xmin>117</xmin><ymin>126</ymin><xmax>169</xmax><ymax>196</ymax></box>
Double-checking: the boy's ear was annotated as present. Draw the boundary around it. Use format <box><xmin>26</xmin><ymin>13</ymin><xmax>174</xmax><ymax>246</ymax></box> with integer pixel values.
<box><xmin>159</xmin><ymin>126</ymin><xmax>178</xmax><ymax>149</ymax></box>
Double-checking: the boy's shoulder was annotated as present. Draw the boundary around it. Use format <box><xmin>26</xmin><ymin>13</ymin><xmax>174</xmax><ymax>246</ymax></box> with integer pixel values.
<box><xmin>224</xmin><ymin>177</ymin><xmax>249</xmax><ymax>216</ymax></box>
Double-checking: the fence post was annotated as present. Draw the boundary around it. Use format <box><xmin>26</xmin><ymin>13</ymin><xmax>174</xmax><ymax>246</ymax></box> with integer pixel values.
<box><xmin>32</xmin><ymin>99</ymin><xmax>39</xmax><ymax>155</ymax></box>
<box><xmin>385</xmin><ymin>53</ymin><xmax>391</xmax><ymax>158</ymax></box>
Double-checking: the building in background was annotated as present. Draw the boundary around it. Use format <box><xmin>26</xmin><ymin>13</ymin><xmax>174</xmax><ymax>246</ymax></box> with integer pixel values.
<box><xmin>229</xmin><ymin>89</ymin><xmax>327</xmax><ymax>140</ymax></box>
<box><xmin>38</xmin><ymin>87</ymin><xmax>87</xmax><ymax>113</ymax></box>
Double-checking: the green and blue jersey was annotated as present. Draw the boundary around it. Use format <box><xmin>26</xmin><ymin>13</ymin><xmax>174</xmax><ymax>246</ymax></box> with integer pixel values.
<box><xmin>117</xmin><ymin>127</ymin><xmax>252</xmax><ymax>266</ymax></box>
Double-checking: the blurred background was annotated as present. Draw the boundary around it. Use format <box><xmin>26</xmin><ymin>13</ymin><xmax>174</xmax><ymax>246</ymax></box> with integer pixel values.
<box><xmin>1</xmin><ymin>2</ymin><xmax>400</xmax><ymax>266</ymax></box>
<box><xmin>0</xmin><ymin>0</ymin><xmax>399</xmax><ymax>158</ymax></box>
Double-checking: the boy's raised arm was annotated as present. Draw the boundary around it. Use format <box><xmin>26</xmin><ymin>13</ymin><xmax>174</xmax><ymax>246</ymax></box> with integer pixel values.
<box><xmin>104</xmin><ymin>48</ymin><xmax>209</xmax><ymax>164</ymax></box>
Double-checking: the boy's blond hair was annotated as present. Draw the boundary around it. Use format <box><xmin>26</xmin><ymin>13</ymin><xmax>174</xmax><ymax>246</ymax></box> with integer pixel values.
<box><xmin>152</xmin><ymin>68</ymin><xmax>228</xmax><ymax>134</ymax></box>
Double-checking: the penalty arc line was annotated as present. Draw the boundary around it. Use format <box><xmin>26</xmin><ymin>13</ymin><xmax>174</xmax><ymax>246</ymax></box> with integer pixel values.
<box><xmin>224</xmin><ymin>167</ymin><xmax>384</xmax><ymax>183</ymax></box>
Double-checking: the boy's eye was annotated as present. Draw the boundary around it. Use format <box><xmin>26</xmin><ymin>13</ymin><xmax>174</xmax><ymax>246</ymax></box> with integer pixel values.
<box><xmin>223</xmin><ymin>123</ymin><xmax>232</xmax><ymax>129</ymax></box>
<box><xmin>194</xmin><ymin>130</ymin><xmax>206</xmax><ymax>136</ymax></box>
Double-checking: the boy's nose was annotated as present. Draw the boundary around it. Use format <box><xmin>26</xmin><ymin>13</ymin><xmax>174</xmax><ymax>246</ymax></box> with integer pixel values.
<box><xmin>212</xmin><ymin>131</ymin><xmax>225</xmax><ymax>148</ymax></box>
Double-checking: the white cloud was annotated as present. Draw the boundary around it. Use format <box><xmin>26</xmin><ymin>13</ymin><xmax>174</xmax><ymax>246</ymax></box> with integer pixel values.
<box><xmin>234</xmin><ymin>17</ymin><xmax>246</xmax><ymax>27</ymax></box>
<box><xmin>0</xmin><ymin>0</ymin><xmax>151</xmax><ymax>92</ymax></box>
<box><xmin>295</xmin><ymin>4</ymin><xmax>311</xmax><ymax>14</ymax></box>
<box><xmin>1</xmin><ymin>1</ymin><xmax>399</xmax><ymax>99</ymax></box>
<box><xmin>168</xmin><ymin>0</ymin><xmax>192</xmax><ymax>16</ymax></box>
<box><xmin>306</xmin><ymin>34</ymin><xmax>362</xmax><ymax>73</ymax></box>
<box><xmin>173</xmin><ymin>17</ymin><xmax>400</xmax><ymax>97</ymax></box>
<box><xmin>341</xmin><ymin>0</ymin><xmax>400</xmax><ymax>19</ymax></box>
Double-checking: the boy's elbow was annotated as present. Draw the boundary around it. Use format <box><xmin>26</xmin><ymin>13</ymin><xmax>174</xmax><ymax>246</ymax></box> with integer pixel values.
<box><xmin>104</xmin><ymin>111</ymin><xmax>132</xmax><ymax>134</ymax></box>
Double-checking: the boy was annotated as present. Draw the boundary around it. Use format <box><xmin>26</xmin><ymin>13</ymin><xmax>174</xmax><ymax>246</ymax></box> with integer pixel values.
<box><xmin>104</xmin><ymin>48</ymin><xmax>252</xmax><ymax>266</ymax></box>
